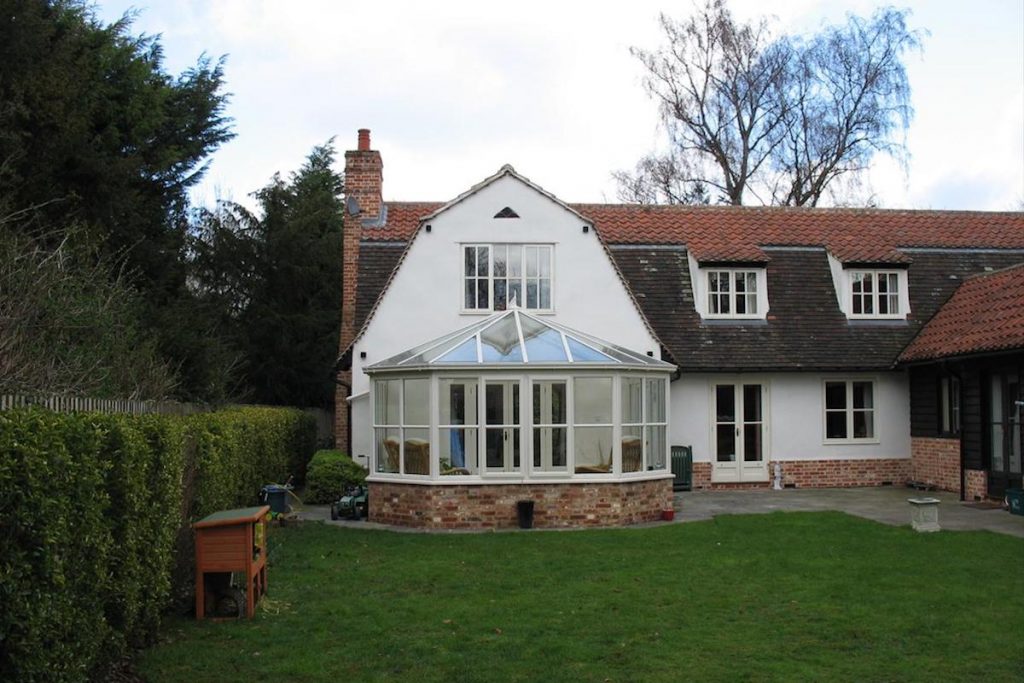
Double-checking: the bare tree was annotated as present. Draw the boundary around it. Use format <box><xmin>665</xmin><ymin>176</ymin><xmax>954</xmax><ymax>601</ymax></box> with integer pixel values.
<box><xmin>619</xmin><ymin>2</ymin><xmax>922</xmax><ymax>206</ymax></box>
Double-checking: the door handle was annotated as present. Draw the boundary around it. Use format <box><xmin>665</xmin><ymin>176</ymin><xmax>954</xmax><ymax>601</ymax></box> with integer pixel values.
<box><xmin>736</xmin><ymin>427</ymin><xmax>740</xmax><ymax>436</ymax></box>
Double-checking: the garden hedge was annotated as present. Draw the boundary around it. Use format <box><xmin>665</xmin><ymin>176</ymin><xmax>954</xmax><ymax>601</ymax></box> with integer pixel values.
<box><xmin>0</xmin><ymin>405</ymin><xmax>316</xmax><ymax>682</ymax></box>
<box><xmin>303</xmin><ymin>449</ymin><xmax>368</xmax><ymax>504</ymax></box>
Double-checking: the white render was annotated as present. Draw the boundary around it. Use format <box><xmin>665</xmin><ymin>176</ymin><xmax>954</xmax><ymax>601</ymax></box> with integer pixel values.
<box><xmin>348</xmin><ymin>171</ymin><xmax>660</xmax><ymax>463</ymax></box>
<box><xmin>669</xmin><ymin>371</ymin><xmax>911</xmax><ymax>482</ymax></box>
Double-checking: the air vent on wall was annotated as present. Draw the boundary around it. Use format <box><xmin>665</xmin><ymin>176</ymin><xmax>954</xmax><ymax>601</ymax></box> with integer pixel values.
<box><xmin>494</xmin><ymin>206</ymin><xmax>520</xmax><ymax>219</ymax></box>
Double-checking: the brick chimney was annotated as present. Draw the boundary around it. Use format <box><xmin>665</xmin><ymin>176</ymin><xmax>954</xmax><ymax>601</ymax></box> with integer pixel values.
<box><xmin>336</xmin><ymin>128</ymin><xmax>384</xmax><ymax>453</ymax></box>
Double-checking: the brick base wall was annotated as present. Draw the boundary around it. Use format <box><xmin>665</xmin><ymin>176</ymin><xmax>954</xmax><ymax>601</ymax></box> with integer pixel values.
<box><xmin>691</xmin><ymin>458</ymin><xmax>910</xmax><ymax>489</ymax></box>
<box><xmin>910</xmin><ymin>437</ymin><xmax>960</xmax><ymax>492</ymax></box>
<box><xmin>368</xmin><ymin>478</ymin><xmax>673</xmax><ymax>529</ymax></box>
<box><xmin>965</xmin><ymin>469</ymin><xmax>987</xmax><ymax>501</ymax></box>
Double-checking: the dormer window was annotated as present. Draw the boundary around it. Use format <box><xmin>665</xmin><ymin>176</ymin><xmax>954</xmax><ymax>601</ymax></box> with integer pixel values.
<box><xmin>687</xmin><ymin>254</ymin><xmax>769</xmax><ymax>320</ymax></box>
<box><xmin>463</xmin><ymin>244</ymin><xmax>553</xmax><ymax>312</ymax></box>
<box><xmin>708</xmin><ymin>270</ymin><xmax>759</xmax><ymax>316</ymax></box>
<box><xmin>850</xmin><ymin>270</ymin><xmax>901</xmax><ymax>317</ymax></box>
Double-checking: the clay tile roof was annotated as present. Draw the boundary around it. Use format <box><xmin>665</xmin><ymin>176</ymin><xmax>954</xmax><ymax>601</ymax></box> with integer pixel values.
<box><xmin>688</xmin><ymin>240</ymin><xmax>769</xmax><ymax>264</ymax></box>
<box><xmin>899</xmin><ymin>263</ymin><xmax>1024</xmax><ymax>363</ymax></box>
<box><xmin>366</xmin><ymin>202</ymin><xmax>1024</xmax><ymax>253</ymax></box>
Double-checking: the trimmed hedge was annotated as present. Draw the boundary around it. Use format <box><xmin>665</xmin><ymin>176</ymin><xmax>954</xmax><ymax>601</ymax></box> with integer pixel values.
<box><xmin>303</xmin><ymin>449</ymin><xmax>368</xmax><ymax>504</ymax></box>
<box><xmin>0</xmin><ymin>405</ymin><xmax>315</xmax><ymax>682</ymax></box>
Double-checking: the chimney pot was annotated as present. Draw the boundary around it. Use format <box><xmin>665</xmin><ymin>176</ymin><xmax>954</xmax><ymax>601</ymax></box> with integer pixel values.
<box><xmin>357</xmin><ymin>128</ymin><xmax>371</xmax><ymax>151</ymax></box>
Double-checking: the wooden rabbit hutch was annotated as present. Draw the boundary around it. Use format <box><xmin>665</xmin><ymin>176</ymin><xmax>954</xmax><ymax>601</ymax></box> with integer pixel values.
<box><xmin>193</xmin><ymin>505</ymin><xmax>269</xmax><ymax>619</ymax></box>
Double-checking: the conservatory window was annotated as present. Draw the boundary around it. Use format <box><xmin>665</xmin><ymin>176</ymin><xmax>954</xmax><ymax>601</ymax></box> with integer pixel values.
<box><xmin>622</xmin><ymin>377</ymin><xmax>668</xmax><ymax>472</ymax></box>
<box><xmin>463</xmin><ymin>244</ymin><xmax>552</xmax><ymax>312</ymax></box>
<box><xmin>374</xmin><ymin>378</ymin><xmax>430</xmax><ymax>475</ymax></box>
<box><xmin>483</xmin><ymin>380</ymin><xmax>521</xmax><ymax>473</ymax></box>
<box><xmin>574</xmin><ymin>377</ymin><xmax>614</xmax><ymax>473</ymax></box>
<box><xmin>532</xmin><ymin>380</ymin><xmax>568</xmax><ymax>473</ymax></box>
<box><xmin>439</xmin><ymin>378</ymin><xmax>479</xmax><ymax>475</ymax></box>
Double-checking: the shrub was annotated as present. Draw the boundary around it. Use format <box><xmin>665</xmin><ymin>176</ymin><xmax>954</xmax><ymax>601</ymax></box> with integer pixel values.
<box><xmin>0</xmin><ymin>404</ymin><xmax>316</xmax><ymax>682</ymax></box>
<box><xmin>304</xmin><ymin>449</ymin><xmax>368</xmax><ymax>504</ymax></box>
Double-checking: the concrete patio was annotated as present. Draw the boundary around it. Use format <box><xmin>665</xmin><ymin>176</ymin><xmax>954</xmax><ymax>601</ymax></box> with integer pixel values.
<box><xmin>675</xmin><ymin>486</ymin><xmax>1024</xmax><ymax>538</ymax></box>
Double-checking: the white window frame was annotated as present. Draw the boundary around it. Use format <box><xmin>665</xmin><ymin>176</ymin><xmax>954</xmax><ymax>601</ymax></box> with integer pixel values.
<box><xmin>822</xmin><ymin>379</ymin><xmax>879</xmax><ymax>444</ymax></box>
<box><xmin>706</xmin><ymin>269</ymin><xmax>761</xmax><ymax>318</ymax></box>
<box><xmin>461</xmin><ymin>243</ymin><xmax>554</xmax><ymax>314</ymax></box>
<box><xmin>686</xmin><ymin>253</ymin><xmax>769</xmax><ymax>320</ymax></box>
<box><xmin>848</xmin><ymin>269</ymin><xmax>903</xmax><ymax>319</ymax></box>
<box><xmin>372</xmin><ymin>377</ymin><xmax>431</xmax><ymax>476</ymax></box>
<box><xmin>529</xmin><ymin>376</ymin><xmax>570</xmax><ymax>476</ymax></box>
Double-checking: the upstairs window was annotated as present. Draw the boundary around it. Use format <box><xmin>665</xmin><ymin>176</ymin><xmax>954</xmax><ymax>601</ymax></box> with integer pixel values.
<box><xmin>707</xmin><ymin>270</ymin><xmax>759</xmax><ymax>316</ymax></box>
<box><xmin>463</xmin><ymin>244</ymin><xmax>552</xmax><ymax>312</ymax></box>
<box><xmin>849</xmin><ymin>270</ymin><xmax>901</xmax><ymax>317</ymax></box>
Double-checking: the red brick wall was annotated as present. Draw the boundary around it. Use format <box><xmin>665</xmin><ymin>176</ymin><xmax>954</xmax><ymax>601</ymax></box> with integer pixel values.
<box><xmin>368</xmin><ymin>478</ymin><xmax>674</xmax><ymax>529</ymax></box>
<box><xmin>964</xmin><ymin>469</ymin><xmax>987</xmax><ymax>501</ymax></box>
<box><xmin>910</xmin><ymin>437</ymin><xmax>961</xmax><ymax>492</ymax></box>
<box><xmin>335</xmin><ymin>131</ymin><xmax>383</xmax><ymax>453</ymax></box>
<box><xmin>691</xmin><ymin>458</ymin><xmax>910</xmax><ymax>489</ymax></box>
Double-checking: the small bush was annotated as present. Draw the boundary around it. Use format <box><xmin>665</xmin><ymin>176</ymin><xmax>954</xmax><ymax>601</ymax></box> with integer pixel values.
<box><xmin>304</xmin><ymin>450</ymin><xmax>367</xmax><ymax>504</ymax></box>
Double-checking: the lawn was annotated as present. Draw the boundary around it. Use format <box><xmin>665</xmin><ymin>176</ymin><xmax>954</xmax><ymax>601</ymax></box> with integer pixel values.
<box><xmin>139</xmin><ymin>513</ymin><xmax>1024</xmax><ymax>682</ymax></box>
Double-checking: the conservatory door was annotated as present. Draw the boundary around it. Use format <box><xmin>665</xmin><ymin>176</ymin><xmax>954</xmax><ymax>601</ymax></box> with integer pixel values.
<box><xmin>712</xmin><ymin>383</ymin><xmax>769</xmax><ymax>483</ymax></box>
<box><xmin>484</xmin><ymin>380</ymin><xmax>521</xmax><ymax>473</ymax></box>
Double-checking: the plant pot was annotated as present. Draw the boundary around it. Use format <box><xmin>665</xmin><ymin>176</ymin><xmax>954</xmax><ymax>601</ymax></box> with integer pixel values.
<box><xmin>661</xmin><ymin>509</ymin><xmax>675</xmax><ymax>522</ymax></box>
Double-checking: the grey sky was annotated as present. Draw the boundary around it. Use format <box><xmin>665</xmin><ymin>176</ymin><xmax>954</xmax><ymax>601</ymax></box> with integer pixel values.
<box><xmin>97</xmin><ymin>0</ymin><xmax>1024</xmax><ymax>211</ymax></box>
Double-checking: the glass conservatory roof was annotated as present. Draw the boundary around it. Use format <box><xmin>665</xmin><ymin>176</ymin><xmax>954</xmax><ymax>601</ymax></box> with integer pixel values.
<box><xmin>366</xmin><ymin>310</ymin><xmax>674</xmax><ymax>371</ymax></box>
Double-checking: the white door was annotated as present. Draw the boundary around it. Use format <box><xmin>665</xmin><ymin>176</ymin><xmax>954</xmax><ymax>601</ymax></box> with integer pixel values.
<box><xmin>484</xmin><ymin>380</ymin><xmax>521</xmax><ymax>473</ymax></box>
<box><xmin>712</xmin><ymin>382</ymin><xmax>768</xmax><ymax>483</ymax></box>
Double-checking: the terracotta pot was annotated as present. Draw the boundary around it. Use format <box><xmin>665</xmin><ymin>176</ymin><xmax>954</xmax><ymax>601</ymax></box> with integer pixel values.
<box><xmin>661</xmin><ymin>509</ymin><xmax>675</xmax><ymax>521</ymax></box>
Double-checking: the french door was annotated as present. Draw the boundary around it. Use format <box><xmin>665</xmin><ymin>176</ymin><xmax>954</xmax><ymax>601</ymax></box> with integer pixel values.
<box><xmin>484</xmin><ymin>380</ymin><xmax>520</xmax><ymax>473</ymax></box>
<box><xmin>712</xmin><ymin>382</ymin><xmax>768</xmax><ymax>483</ymax></box>
<box><xmin>987</xmin><ymin>370</ymin><xmax>1023</xmax><ymax>496</ymax></box>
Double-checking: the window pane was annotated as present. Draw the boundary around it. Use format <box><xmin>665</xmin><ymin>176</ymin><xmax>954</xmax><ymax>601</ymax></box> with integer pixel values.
<box><xmin>539</xmin><ymin>246</ymin><xmax>551</xmax><ymax>276</ymax></box>
<box><xmin>746</xmin><ymin>272</ymin><xmax>757</xmax><ymax>294</ymax></box>
<box><xmin>532</xmin><ymin>427</ymin><xmax>567</xmax><ymax>471</ymax></box>
<box><xmin>485</xmin><ymin>381</ymin><xmax>519</xmax><ymax>425</ymax></box>
<box><xmin>647</xmin><ymin>378</ymin><xmax>666</xmax><ymax>422</ymax></box>
<box><xmin>526</xmin><ymin>281</ymin><xmax>538</xmax><ymax>308</ymax></box>
<box><xmin>716</xmin><ymin>425</ymin><xmax>735</xmax><ymax>462</ymax></box>
<box><xmin>622</xmin><ymin>377</ymin><xmax>643</xmax><ymax>424</ymax></box>
<box><xmin>574</xmin><ymin>426</ymin><xmax>613</xmax><ymax>472</ymax></box>
<box><xmin>476</xmin><ymin>246</ymin><xmax>489</xmax><ymax>276</ymax></box>
<box><xmin>533</xmin><ymin>381</ymin><xmax>567</xmax><ymax>424</ymax></box>
<box><xmin>574</xmin><ymin>377</ymin><xmax>612</xmax><ymax>423</ymax></box>
<box><xmin>525</xmin><ymin>246</ymin><xmax>538</xmax><ymax>277</ymax></box>
<box><xmin>508</xmin><ymin>246</ymin><xmax>522</xmax><ymax>276</ymax></box>
<box><xmin>826</xmin><ymin>411</ymin><xmax>847</xmax><ymax>439</ymax></box>
<box><xmin>743</xmin><ymin>385</ymin><xmax>762</xmax><ymax>422</ymax></box>
<box><xmin>440</xmin><ymin>379</ymin><xmax>477</xmax><ymax>425</ymax></box>
<box><xmin>852</xmin><ymin>382</ymin><xmax>873</xmax><ymax>409</ymax></box>
<box><xmin>825</xmin><ymin>382</ymin><xmax>846</xmax><ymax>410</ymax></box>
<box><xmin>745</xmin><ymin>293</ymin><xmax>757</xmax><ymax>314</ymax></box>
<box><xmin>521</xmin><ymin>316</ymin><xmax>566</xmax><ymax>361</ymax></box>
<box><xmin>464</xmin><ymin>279</ymin><xmax>475</xmax><ymax>309</ymax></box>
<box><xmin>376</xmin><ymin>427</ymin><xmax>400</xmax><ymax>472</ymax></box>
<box><xmin>735</xmin><ymin>291</ymin><xmax>746</xmax><ymax>314</ymax></box>
<box><xmin>480</xmin><ymin>316</ymin><xmax>523</xmax><ymax>362</ymax></box>
<box><xmin>508</xmin><ymin>281</ymin><xmax>522</xmax><ymax>308</ymax></box>
<box><xmin>403</xmin><ymin>428</ymin><xmax>430</xmax><ymax>474</ymax></box>
<box><xmin>440</xmin><ymin>427</ymin><xmax>477</xmax><ymax>474</ymax></box>
<box><xmin>622</xmin><ymin>427</ymin><xmax>642</xmax><ymax>472</ymax></box>
<box><xmin>716</xmin><ymin>385</ymin><xmax>735</xmax><ymax>422</ymax></box>
<box><xmin>743</xmin><ymin>424</ymin><xmax>762</xmax><ymax>462</ymax></box>
<box><xmin>375</xmin><ymin>379</ymin><xmax>400</xmax><ymax>424</ymax></box>
<box><xmin>494</xmin><ymin>279</ymin><xmax>507</xmax><ymax>311</ymax></box>
<box><xmin>436</xmin><ymin>338</ymin><xmax>478</xmax><ymax>363</ymax></box>
<box><xmin>485</xmin><ymin>427</ymin><xmax>520</xmax><ymax>471</ymax></box>
<box><xmin>403</xmin><ymin>378</ymin><xmax>429</xmax><ymax>425</ymax></box>
<box><xmin>646</xmin><ymin>425</ymin><xmax>666</xmax><ymax>469</ymax></box>
<box><xmin>493</xmin><ymin>245</ymin><xmax>507</xmax><ymax>276</ymax></box>
<box><xmin>464</xmin><ymin>247</ymin><xmax>475</xmax><ymax>277</ymax></box>
<box><xmin>852</xmin><ymin>411</ymin><xmax>873</xmax><ymax>439</ymax></box>
<box><xmin>539</xmin><ymin>279</ymin><xmax>551</xmax><ymax>309</ymax></box>
<box><xmin>477</xmin><ymin>280</ymin><xmax>488</xmax><ymax>309</ymax></box>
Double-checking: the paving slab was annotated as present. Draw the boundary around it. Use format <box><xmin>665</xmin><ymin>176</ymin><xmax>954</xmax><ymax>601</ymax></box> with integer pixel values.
<box><xmin>674</xmin><ymin>486</ymin><xmax>1024</xmax><ymax>538</ymax></box>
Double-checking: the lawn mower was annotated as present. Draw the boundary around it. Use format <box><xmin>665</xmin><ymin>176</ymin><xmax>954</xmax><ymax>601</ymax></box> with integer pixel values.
<box><xmin>330</xmin><ymin>484</ymin><xmax>368</xmax><ymax>520</ymax></box>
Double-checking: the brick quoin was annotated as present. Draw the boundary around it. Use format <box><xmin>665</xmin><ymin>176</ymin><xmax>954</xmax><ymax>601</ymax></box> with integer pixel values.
<box><xmin>335</xmin><ymin>129</ymin><xmax>383</xmax><ymax>453</ymax></box>
<box><xmin>964</xmin><ymin>469</ymin><xmax>987</xmax><ymax>501</ymax></box>
<box><xmin>691</xmin><ymin>458</ymin><xmax>910</xmax><ymax>490</ymax></box>
<box><xmin>910</xmin><ymin>437</ymin><xmax>961</xmax><ymax>493</ymax></box>
<box><xmin>368</xmin><ymin>479</ymin><xmax>674</xmax><ymax>530</ymax></box>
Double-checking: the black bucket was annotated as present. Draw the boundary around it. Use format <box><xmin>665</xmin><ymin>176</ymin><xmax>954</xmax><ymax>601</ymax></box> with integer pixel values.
<box><xmin>516</xmin><ymin>500</ymin><xmax>535</xmax><ymax>529</ymax></box>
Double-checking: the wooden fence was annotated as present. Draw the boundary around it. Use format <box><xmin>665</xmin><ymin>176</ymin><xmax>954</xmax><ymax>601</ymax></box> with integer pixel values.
<box><xmin>0</xmin><ymin>394</ymin><xmax>206</xmax><ymax>416</ymax></box>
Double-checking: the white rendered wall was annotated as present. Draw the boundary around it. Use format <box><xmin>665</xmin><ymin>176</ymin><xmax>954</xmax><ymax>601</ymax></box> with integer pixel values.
<box><xmin>348</xmin><ymin>173</ymin><xmax>660</xmax><ymax>460</ymax></box>
<box><xmin>668</xmin><ymin>371</ymin><xmax>911</xmax><ymax>463</ymax></box>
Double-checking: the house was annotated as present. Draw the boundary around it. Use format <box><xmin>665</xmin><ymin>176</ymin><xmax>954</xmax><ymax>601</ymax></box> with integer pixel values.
<box><xmin>335</xmin><ymin>129</ymin><xmax>1024</xmax><ymax>529</ymax></box>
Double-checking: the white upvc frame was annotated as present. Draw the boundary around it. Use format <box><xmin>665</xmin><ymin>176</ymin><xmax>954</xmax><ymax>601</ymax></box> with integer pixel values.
<box><xmin>847</xmin><ymin>269</ymin><xmax>903</xmax><ymax>319</ymax></box>
<box><xmin>572</xmin><ymin>375</ymin><xmax>617</xmax><ymax>475</ymax></box>
<box><xmin>822</xmin><ymin>378</ymin><xmax>880</xmax><ymax>444</ymax></box>
<box><xmin>369</xmin><ymin>371</ymin><xmax>672</xmax><ymax>484</ymax></box>
<box><xmin>708</xmin><ymin>377</ymin><xmax>771</xmax><ymax>483</ymax></box>
<box><xmin>706</xmin><ymin>268</ymin><xmax>762</xmax><ymax>318</ymax></box>
<box><xmin>460</xmin><ymin>243</ymin><xmax>555</xmax><ymax>314</ymax></box>
<box><xmin>529</xmin><ymin>376</ymin><xmax>570</xmax><ymax>476</ymax></box>
<box><xmin>826</xmin><ymin>253</ymin><xmax>910</xmax><ymax>320</ymax></box>
<box><xmin>686</xmin><ymin>253</ymin><xmax>769</xmax><ymax>320</ymax></box>
<box><xmin>371</xmin><ymin>376</ymin><xmax>432</xmax><ymax>477</ymax></box>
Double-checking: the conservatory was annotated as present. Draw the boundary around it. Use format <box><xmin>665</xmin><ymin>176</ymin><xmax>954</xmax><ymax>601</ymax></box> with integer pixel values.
<box><xmin>363</xmin><ymin>310</ymin><xmax>676</xmax><ymax>529</ymax></box>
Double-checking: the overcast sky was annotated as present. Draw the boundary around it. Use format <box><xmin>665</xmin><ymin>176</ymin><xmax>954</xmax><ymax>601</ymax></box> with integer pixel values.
<box><xmin>96</xmin><ymin>0</ymin><xmax>1023</xmax><ymax>212</ymax></box>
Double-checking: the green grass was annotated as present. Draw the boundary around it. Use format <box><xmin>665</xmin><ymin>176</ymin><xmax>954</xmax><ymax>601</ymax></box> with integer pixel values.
<box><xmin>140</xmin><ymin>513</ymin><xmax>1024</xmax><ymax>682</ymax></box>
